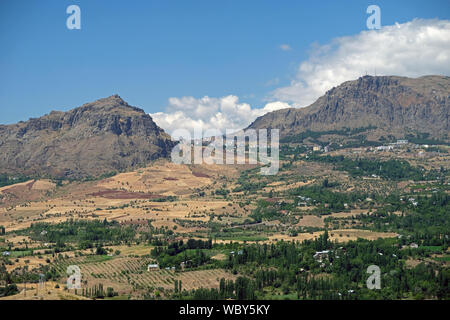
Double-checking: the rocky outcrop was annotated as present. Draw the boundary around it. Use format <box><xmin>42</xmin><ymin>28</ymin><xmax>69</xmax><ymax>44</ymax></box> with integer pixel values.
<box><xmin>248</xmin><ymin>75</ymin><xmax>449</xmax><ymax>140</ymax></box>
<box><xmin>0</xmin><ymin>95</ymin><xmax>175</xmax><ymax>178</ymax></box>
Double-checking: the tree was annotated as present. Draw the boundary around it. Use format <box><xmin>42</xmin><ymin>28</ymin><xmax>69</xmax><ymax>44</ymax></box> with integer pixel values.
<box><xmin>323</xmin><ymin>229</ymin><xmax>329</xmax><ymax>249</ymax></box>
<box><xmin>96</xmin><ymin>246</ymin><xmax>107</xmax><ymax>255</ymax></box>
<box><xmin>106</xmin><ymin>287</ymin><xmax>116</xmax><ymax>297</ymax></box>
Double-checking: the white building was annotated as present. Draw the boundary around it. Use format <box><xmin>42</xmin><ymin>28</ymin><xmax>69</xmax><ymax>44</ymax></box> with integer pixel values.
<box><xmin>147</xmin><ymin>264</ymin><xmax>159</xmax><ymax>271</ymax></box>
<box><xmin>313</xmin><ymin>250</ymin><xmax>330</xmax><ymax>262</ymax></box>
<box><xmin>376</xmin><ymin>145</ymin><xmax>393</xmax><ymax>151</ymax></box>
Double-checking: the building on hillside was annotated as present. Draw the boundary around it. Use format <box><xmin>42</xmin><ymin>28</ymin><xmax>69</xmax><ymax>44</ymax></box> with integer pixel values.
<box><xmin>313</xmin><ymin>250</ymin><xmax>329</xmax><ymax>262</ymax></box>
<box><xmin>147</xmin><ymin>264</ymin><xmax>159</xmax><ymax>271</ymax></box>
<box><xmin>376</xmin><ymin>145</ymin><xmax>393</xmax><ymax>151</ymax></box>
<box><xmin>180</xmin><ymin>260</ymin><xmax>193</xmax><ymax>270</ymax></box>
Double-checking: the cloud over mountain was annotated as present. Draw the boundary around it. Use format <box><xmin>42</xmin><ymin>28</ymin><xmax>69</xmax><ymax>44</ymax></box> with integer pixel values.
<box><xmin>150</xmin><ymin>96</ymin><xmax>289</xmax><ymax>137</ymax></box>
<box><xmin>151</xmin><ymin>19</ymin><xmax>450</xmax><ymax>135</ymax></box>
<box><xmin>272</xmin><ymin>19</ymin><xmax>450</xmax><ymax>107</ymax></box>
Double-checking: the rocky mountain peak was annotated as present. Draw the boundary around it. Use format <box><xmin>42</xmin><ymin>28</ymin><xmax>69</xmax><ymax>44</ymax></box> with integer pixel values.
<box><xmin>0</xmin><ymin>96</ymin><xmax>174</xmax><ymax>179</ymax></box>
<box><xmin>248</xmin><ymin>75</ymin><xmax>449</xmax><ymax>140</ymax></box>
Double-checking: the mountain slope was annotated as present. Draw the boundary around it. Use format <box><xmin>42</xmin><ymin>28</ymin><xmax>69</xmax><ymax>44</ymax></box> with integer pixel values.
<box><xmin>248</xmin><ymin>75</ymin><xmax>449</xmax><ymax>141</ymax></box>
<box><xmin>0</xmin><ymin>95</ymin><xmax>174</xmax><ymax>178</ymax></box>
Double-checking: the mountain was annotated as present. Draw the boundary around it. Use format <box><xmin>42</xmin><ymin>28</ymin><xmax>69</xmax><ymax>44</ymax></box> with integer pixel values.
<box><xmin>248</xmin><ymin>75</ymin><xmax>449</xmax><ymax>142</ymax></box>
<box><xmin>0</xmin><ymin>95</ymin><xmax>174</xmax><ymax>179</ymax></box>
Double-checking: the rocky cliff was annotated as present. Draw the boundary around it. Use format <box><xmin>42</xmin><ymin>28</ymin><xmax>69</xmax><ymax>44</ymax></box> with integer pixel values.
<box><xmin>248</xmin><ymin>75</ymin><xmax>449</xmax><ymax>141</ymax></box>
<box><xmin>0</xmin><ymin>95</ymin><xmax>174</xmax><ymax>178</ymax></box>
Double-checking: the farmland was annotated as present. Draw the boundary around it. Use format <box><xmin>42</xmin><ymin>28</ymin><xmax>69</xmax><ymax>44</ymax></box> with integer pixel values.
<box><xmin>0</xmin><ymin>141</ymin><xmax>449</xmax><ymax>300</ymax></box>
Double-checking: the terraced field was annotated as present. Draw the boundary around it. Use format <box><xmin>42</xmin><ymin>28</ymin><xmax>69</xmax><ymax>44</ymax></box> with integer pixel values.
<box><xmin>53</xmin><ymin>255</ymin><xmax>236</xmax><ymax>294</ymax></box>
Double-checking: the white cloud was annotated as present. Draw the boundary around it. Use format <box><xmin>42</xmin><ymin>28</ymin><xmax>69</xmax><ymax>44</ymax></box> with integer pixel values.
<box><xmin>151</xmin><ymin>96</ymin><xmax>290</xmax><ymax>138</ymax></box>
<box><xmin>272</xmin><ymin>19</ymin><xmax>450</xmax><ymax>107</ymax></box>
<box><xmin>279</xmin><ymin>44</ymin><xmax>292</xmax><ymax>51</ymax></box>
<box><xmin>152</xmin><ymin>19</ymin><xmax>450</xmax><ymax>138</ymax></box>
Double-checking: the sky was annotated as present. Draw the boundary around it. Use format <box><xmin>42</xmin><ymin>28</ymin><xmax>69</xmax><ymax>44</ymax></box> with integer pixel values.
<box><xmin>0</xmin><ymin>0</ymin><xmax>449</xmax><ymax>135</ymax></box>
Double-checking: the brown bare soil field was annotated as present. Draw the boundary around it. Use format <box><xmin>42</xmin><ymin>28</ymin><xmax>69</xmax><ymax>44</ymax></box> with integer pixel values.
<box><xmin>89</xmin><ymin>189</ymin><xmax>164</xmax><ymax>200</ymax></box>
<box><xmin>405</xmin><ymin>258</ymin><xmax>423</xmax><ymax>268</ymax></box>
<box><xmin>265</xmin><ymin>180</ymin><xmax>315</xmax><ymax>192</ymax></box>
<box><xmin>211</xmin><ymin>253</ymin><xmax>227</xmax><ymax>261</ymax></box>
<box><xmin>105</xmin><ymin>244</ymin><xmax>153</xmax><ymax>256</ymax></box>
<box><xmin>0</xmin><ymin>161</ymin><xmax>250</xmax><ymax>236</ymax></box>
<box><xmin>0</xmin><ymin>179</ymin><xmax>58</xmax><ymax>208</ymax></box>
<box><xmin>191</xmin><ymin>171</ymin><xmax>210</xmax><ymax>178</ymax></box>
<box><xmin>328</xmin><ymin>229</ymin><xmax>398</xmax><ymax>241</ymax></box>
<box><xmin>0</xmin><ymin>180</ymin><xmax>35</xmax><ymax>193</ymax></box>
<box><xmin>0</xmin><ymin>281</ymin><xmax>90</xmax><ymax>300</ymax></box>
<box><xmin>270</xmin><ymin>229</ymin><xmax>397</xmax><ymax>243</ymax></box>
<box><xmin>5</xmin><ymin>255</ymin><xmax>51</xmax><ymax>272</ymax></box>
<box><xmin>327</xmin><ymin>209</ymin><xmax>368</xmax><ymax>219</ymax></box>
<box><xmin>95</xmin><ymin>161</ymin><xmax>237</xmax><ymax>197</ymax></box>
<box><xmin>31</xmin><ymin>180</ymin><xmax>56</xmax><ymax>191</ymax></box>
<box><xmin>296</xmin><ymin>215</ymin><xmax>324</xmax><ymax>228</ymax></box>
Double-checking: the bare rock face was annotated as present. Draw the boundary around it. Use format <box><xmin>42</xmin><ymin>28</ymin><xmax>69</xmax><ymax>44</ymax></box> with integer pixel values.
<box><xmin>248</xmin><ymin>75</ymin><xmax>449</xmax><ymax>140</ymax></box>
<box><xmin>0</xmin><ymin>95</ymin><xmax>175</xmax><ymax>179</ymax></box>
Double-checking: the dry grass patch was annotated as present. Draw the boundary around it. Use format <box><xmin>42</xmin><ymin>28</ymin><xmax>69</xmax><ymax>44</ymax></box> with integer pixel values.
<box><xmin>296</xmin><ymin>215</ymin><xmax>324</xmax><ymax>228</ymax></box>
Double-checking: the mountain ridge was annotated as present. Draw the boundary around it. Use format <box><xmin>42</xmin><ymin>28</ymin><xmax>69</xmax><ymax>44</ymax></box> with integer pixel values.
<box><xmin>248</xmin><ymin>75</ymin><xmax>449</xmax><ymax>141</ymax></box>
<box><xmin>0</xmin><ymin>95</ymin><xmax>174</xmax><ymax>179</ymax></box>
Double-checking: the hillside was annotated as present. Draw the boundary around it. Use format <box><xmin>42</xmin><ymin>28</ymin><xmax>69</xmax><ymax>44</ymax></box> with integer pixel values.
<box><xmin>248</xmin><ymin>75</ymin><xmax>449</xmax><ymax>142</ymax></box>
<box><xmin>0</xmin><ymin>95</ymin><xmax>174</xmax><ymax>179</ymax></box>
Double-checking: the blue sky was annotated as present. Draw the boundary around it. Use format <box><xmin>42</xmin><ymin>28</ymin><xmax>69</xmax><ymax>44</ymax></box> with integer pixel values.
<box><xmin>0</xmin><ymin>0</ymin><xmax>449</xmax><ymax>126</ymax></box>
